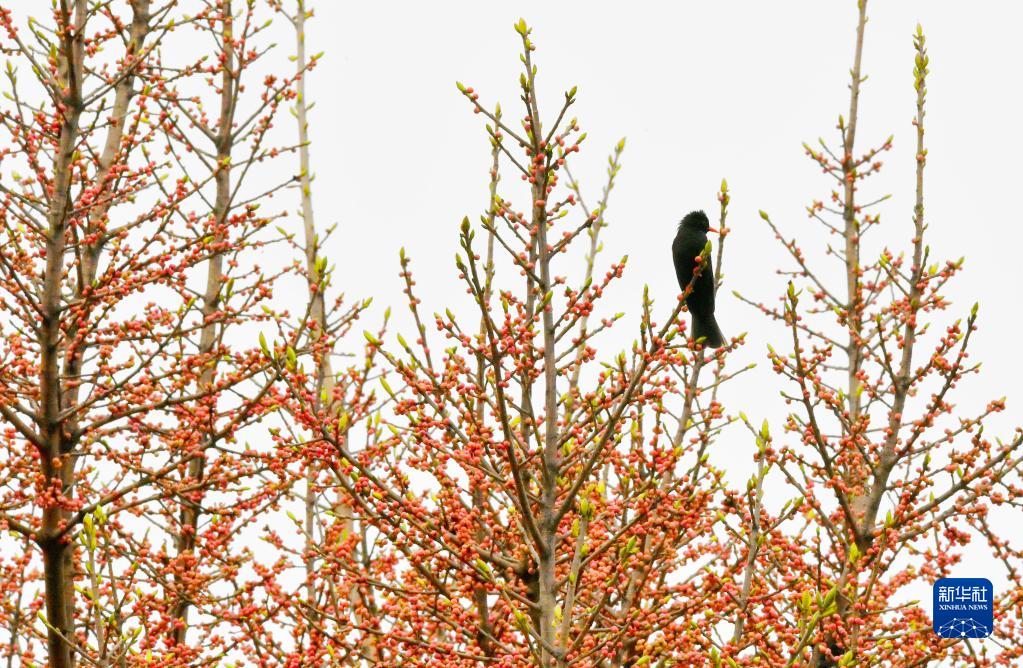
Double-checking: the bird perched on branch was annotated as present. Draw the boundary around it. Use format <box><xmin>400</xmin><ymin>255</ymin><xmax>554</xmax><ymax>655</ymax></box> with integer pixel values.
<box><xmin>672</xmin><ymin>210</ymin><xmax>725</xmax><ymax>348</ymax></box>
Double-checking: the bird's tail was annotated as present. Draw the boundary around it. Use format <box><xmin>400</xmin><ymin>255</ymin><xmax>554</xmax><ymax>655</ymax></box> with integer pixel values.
<box><xmin>692</xmin><ymin>314</ymin><xmax>725</xmax><ymax>349</ymax></box>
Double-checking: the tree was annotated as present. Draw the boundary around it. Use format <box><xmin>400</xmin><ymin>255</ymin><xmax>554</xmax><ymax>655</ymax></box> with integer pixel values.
<box><xmin>278</xmin><ymin>20</ymin><xmax>753</xmax><ymax>666</ymax></box>
<box><xmin>0</xmin><ymin>2</ymin><xmax>293</xmax><ymax>664</ymax></box>
<box><xmin>243</xmin><ymin>1</ymin><xmax>382</xmax><ymax>663</ymax></box>
<box><xmin>735</xmin><ymin>2</ymin><xmax>1023</xmax><ymax>665</ymax></box>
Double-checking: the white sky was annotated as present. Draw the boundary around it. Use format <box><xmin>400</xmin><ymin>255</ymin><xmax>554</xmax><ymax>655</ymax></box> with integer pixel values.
<box><xmin>291</xmin><ymin>0</ymin><xmax>1021</xmax><ymax>604</ymax></box>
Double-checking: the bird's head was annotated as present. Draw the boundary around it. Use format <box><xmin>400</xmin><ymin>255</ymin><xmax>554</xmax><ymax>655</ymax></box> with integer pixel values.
<box><xmin>679</xmin><ymin>210</ymin><xmax>717</xmax><ymax>234</ymax></box>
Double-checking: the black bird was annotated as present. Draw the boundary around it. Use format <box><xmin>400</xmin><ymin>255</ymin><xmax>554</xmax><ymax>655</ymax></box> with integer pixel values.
<box><xmin>672</xmin><ymin>210</ymin><xmax>725</xmax><ymax>348</ymax></box>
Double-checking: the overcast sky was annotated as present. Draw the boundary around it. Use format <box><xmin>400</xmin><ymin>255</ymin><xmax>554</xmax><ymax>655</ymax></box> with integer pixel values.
<box><xmin>282</xmin><ymin>1</ymin><xmax>1022</xmax><ymax>589</ymax></box>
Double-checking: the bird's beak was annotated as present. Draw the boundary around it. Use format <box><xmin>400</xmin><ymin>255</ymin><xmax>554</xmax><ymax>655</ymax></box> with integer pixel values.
<box><xmin>707</xmin><ymin>226</ymin><xmax>719</xmax><ymax>234</ymax></box>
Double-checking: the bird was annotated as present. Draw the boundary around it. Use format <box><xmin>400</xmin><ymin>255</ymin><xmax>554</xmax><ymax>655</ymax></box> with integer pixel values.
<box><xmin>672</xmin><ymin>210</ymin><xmax>725</xmax><ymax>348</ymax></box>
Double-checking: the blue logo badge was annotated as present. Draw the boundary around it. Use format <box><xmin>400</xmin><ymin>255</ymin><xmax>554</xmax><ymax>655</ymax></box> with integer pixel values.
<box><xmin>933</xmin><ymin>578</ymin><xmax>993</xmax><ymax>638</ymax></box>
